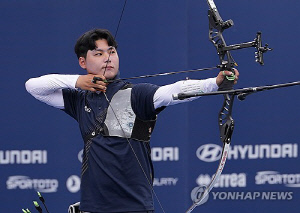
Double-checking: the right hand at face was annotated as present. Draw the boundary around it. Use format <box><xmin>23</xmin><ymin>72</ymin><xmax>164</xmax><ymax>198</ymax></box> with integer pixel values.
<box><xmin>75</xmin><ymin>74</ymin><xmax>108</xmax><ymax>92</ymax></box>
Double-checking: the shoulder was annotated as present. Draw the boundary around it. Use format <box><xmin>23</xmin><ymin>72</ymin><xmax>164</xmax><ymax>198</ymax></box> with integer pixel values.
<box><xmin>62</xmin><ymin>88</ymin><xmax>86</xmax><ymax>97</ymax></box>
<box><xmin>132</xmin><ymin>83</ymin><xmax>159</xmax><ymax>95</ymax></box>
<box><xmin>131</xmin><ymin>83</ymin><xmax>159</xmax><ymax>120</ymax></box>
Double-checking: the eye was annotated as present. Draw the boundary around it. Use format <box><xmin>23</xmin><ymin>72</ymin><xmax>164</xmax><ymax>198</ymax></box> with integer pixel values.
<box><xmin>108</xmin><ymin>49</ymin><xmax>116</xmax><ymax>55</ymax></box>
<box><xmin>95</xmin><ymin>52</ymin><xmax>103</xmax><ymax>56</ymax></box>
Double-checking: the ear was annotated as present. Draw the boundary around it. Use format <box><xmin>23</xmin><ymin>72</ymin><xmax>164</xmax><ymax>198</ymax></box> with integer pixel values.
<box><xmin>78</xmin><ymin>57</ymin><xmax>87</xmax><ymax>69</ymax></box>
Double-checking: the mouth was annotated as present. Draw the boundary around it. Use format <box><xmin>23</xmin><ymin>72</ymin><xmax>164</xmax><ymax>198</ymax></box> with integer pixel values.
<box><xmin>103</xmin><ymin>66</ymin><xmax>114</xmax><ymax>70</ymax></box>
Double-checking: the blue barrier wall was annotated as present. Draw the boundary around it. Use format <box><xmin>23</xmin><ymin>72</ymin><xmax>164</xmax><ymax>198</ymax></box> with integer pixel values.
<box><xmin>1</xmin><ymin>0</ymin><xmax>300</xmax><ymax>212</ymax></box>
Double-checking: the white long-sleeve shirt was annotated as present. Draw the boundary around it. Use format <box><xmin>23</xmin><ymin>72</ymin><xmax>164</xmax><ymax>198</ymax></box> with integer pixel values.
<box><xmin>25</xmin><ymin>74</ymin><xmax>218</xmax><ymax>109</ymax></box>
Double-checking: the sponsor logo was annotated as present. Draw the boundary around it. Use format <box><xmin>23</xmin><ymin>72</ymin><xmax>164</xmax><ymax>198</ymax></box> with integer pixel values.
<box><xmin>0</xmin><ymin>150</ymin><xmax>47</xmax><ymax>164</ymax></box>
<box><xmin>6</xmin><ymin>176</ymin><xmax>58</xmax><ymax>192</ymax></box>
<box><xmin>255</xmin><ymin>171</ymin><xmax>300</xmax><ymax>187</ymax></box>
<box><xmin>196</xmin><ymin>173</ymin><xmax>247</xmax><ymax>188</ymax></box>
<box><xmin>66</xmin><ymin>175</ymin><xmax>81</xmax><ymax>193</ymax></box>
<box><xmin>84</xmin><ymin>106</ymin><xmax>91</xmax><ymax>112</ymax></box>
<box><xmin>197</xmin><ymin>143</ymin><xmax>298</xmax><ymax>162</ymax></box>
<box><xmin>151</xmin><ymin>147</ymin><xmax>179</xmax><ymax>161</ymax></box>
<box><xmin>78</xmin><ymin>147</ymin><xmax>180</xmax><ymax>163</ymax></box>
<box><xmin>196</xmin><ymin>144</ymin><xmax>221</xmax><ymax>162</ymax></box>
<box><xmin>190</xmin><ymin>185</ymin><xmax>209</xmax><ymax>205</ymax></box>
<box><xmin>153</xmin><ymin>177</ymin><xmax>178</xmax><ymax>186</ymax></box>
<box><xmin>78</xmin><ymin>150</ymin><xmax>83</xmax><ymax>163</ymax></box>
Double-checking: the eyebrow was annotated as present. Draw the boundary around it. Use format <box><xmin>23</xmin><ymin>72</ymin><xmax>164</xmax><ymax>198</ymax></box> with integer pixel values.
<box><xmin>94</xmin><ymin>46</ymin><xmax>115</xmax><ymax>52</ymax></box>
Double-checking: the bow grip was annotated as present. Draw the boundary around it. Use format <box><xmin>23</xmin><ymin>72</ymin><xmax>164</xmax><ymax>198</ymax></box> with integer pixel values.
<box><xmin>218</xmin><ymin>69</ymin><xmax>235</xmax><ymax>91</ymax></box>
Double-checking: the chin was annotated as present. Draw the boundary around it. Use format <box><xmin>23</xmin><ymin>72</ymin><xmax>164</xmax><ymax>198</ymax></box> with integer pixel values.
<box><xmin>105</xmin><ymin>72</ymin><xmax>119</xmax><ymax>80</ymax></box>
<box><xmin>87</xmin><ymin>70</ymin><xmax>104</xmax><ymax>75</ymax></box>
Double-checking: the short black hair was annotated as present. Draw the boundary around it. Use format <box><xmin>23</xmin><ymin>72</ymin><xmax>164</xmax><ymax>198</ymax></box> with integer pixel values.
<box><xmin>74</xmin><ymin>29</ymin><xmax>118</xmax><ymax>59</ymax></box>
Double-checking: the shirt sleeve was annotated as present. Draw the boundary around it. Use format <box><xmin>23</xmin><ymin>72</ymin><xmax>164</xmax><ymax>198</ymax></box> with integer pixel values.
<box><xmin>25</xmin><ymin>74</ymin><xmax>79</xmax><ymax>109</ymax></box>
<box><xmin>62</xmin><ymin>88</ymin><xmax>84</xmax><ymax>121</ymax></box>
<box><xmin>153</xmin><ymin>77</ymin><xmax>218</xmax><ymax>109</ymax></box>
<box><xmin>131</xmin><ymin>83</ymin><xmax>160</xmax><ymax>120</ymax></box>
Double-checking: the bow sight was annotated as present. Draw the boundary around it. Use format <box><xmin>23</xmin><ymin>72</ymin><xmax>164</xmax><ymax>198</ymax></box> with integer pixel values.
<box><xmin>207</xmin><ymin>0</ymin><xmax>272</xmax><ymax>71</ymax></box>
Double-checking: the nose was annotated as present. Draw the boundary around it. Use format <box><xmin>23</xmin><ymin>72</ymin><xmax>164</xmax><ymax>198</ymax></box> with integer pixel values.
<box><xmin>103</xmin><ymin>52</ymin><xmax>111</xmax><ymax>63</ymax></box>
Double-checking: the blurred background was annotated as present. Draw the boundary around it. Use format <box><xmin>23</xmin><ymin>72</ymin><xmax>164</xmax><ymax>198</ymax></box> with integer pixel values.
<box><xmin>1</xmin><ymin>0</ymin><xmax>299</xmax><ymax>212</ymax></box>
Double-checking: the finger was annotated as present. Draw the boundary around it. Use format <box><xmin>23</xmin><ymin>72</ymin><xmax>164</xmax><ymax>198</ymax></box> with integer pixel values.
<box><xmin>234</xmin><ymin>74</ymin><xmax>239</xmax><ymax>85</ymax></box>
<box><xmin>91</xmin><ymin>79</ymin><xmax>108</xmax><ymax>89</ymax></box>
<box><xmin>93</xmin><ymin>75</ymin><xmax>108</xmax><ymax>83</ymax></box>
<box><xmin>234</xmin><ymin>69</ymin><xmax>239</xmax><ymax>83</ymax></box>
<box><xmin>95</xmin><ymin>88</ymin><xmax>106</xmax><ymax>93</ymax></box>
<box><xmin>92</xmin><ymin>76</ymin><xmax>105</xmax><ymax>84</ymax></box>
<box><xmin>90</xmin><ymin>85</ymin><xmax>106</xmax><ymax>93</ymax></box>
<box><xmin>222</xmin><ymin>70</ymin><xmax>234</xmax><ymax>76</ymax></box>
<box><xmin>222</xmin><ymin>71</ymin><xmax>236</xmax><ymax>81</ymax></box>
<box><xmin>93</xmin><ymin>84</ymin><xmax>107</xmax><ymax>91</ymax></box>
<box><xmin>89</xmin><ymin>87</ymin><xmax>97</xmax><ymax>92</ymax></box>
<box><xmin>91</xmin><ymin>77</ymin><xmax>99</xmax><ymax>84</ymax></box>
<box><xmin>233</xmin><ymin>68</ymin><xmax>239</xmax><ymax>77</ymax></box>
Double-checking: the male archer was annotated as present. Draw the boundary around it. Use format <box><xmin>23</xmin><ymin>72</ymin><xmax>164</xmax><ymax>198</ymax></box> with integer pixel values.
<box><xmin>25</xmin><ymin>28</ymin><xmax>238</xmax><ymax>213</ymax></box>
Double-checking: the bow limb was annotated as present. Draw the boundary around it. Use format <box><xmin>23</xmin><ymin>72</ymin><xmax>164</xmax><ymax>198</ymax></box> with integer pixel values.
<box><xmin>186</xmin><ymin>143</ymin><xmax>230</xmax><ymax>213</ymax></box>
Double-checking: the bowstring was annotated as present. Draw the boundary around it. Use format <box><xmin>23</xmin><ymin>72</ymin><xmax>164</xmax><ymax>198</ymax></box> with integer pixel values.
<box><xmin>102</xmin><ymin>1</ymin><xmax>166</xmax><ymax>212</ymax></box>
<box><xmin>103</xmin><ymin>0</ymin><xmax>127</xmax><ymax>77</ymax></box>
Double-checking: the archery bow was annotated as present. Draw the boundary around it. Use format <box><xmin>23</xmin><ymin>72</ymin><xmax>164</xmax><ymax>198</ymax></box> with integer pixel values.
<box><xmin>174</xmin><ymin>1</ymin><xmax>300</xmax><ymax>211</ymax></box>
<box><xmin>180</xmin><ymin>0</ymin><xmax>272</xmax><ymax>212</ymax></box>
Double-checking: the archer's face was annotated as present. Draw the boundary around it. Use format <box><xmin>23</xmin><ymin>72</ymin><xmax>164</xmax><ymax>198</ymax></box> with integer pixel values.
<box><xmin>79</xmin><ymin>39</ymin><xmax>119</xmax><ymax>79</ymax></box>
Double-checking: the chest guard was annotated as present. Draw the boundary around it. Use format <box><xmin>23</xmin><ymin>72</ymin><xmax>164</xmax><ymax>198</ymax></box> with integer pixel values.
<box><xmin>100</xmin><ymin>87</ymin><xmax>156</xmax><ymax>142</ymax></box>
